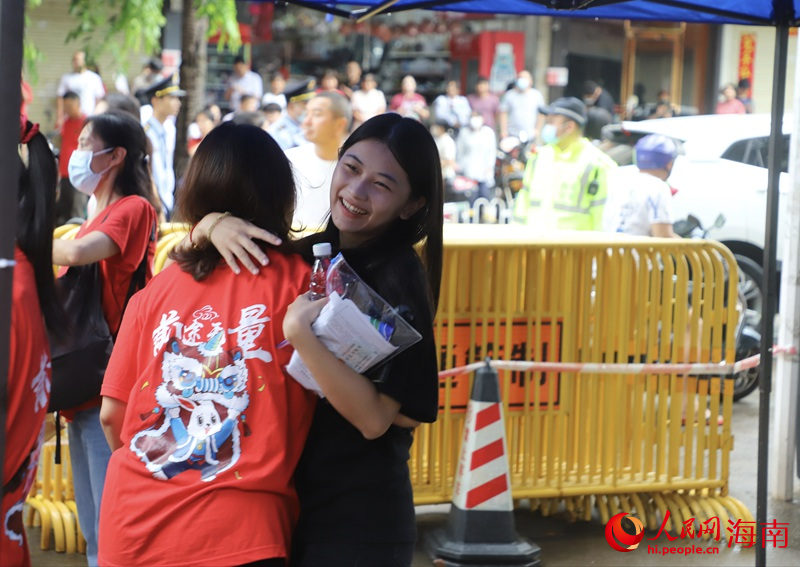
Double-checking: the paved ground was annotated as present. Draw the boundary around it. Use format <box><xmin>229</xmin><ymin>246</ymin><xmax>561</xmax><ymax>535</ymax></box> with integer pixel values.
<box><xmin>413</xmin><ymin>393</ymin><xmax>800</xmax><ymax>567</ymax></box>
<box><xmin>26</xmin><ymin>393</ymin><xmax>800</xmax><ymax>566</ymax></box>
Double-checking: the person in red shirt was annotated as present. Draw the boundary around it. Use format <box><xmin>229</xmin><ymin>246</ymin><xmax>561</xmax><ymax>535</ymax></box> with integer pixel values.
<box><xmin>56</xmin><ymin>91</ymin><xmax>87</xmax><ymax>224</ymax></box>
<box><xmin>51</xmin><ymin>111</ymin><xmax>159</xmax><ymax>567</ymax></box>
<box><xmin>97</xmin><ymin>123</ymin><xmax>315</xmax><ymax>567</ymax></box>
<box><xmin>20</xmin><ymin>75</ymin><xmax>33</xmax><ymax>117</ymax></box>
<box><xmin>389</xmin><ymin>75</ymin><xmax>430</xmax><ymax>122</ymax></box>
<box><xmin>716</xmin><ymin>83</ymin><xmax>747</xmax><ymax>115</ymax></box>
<box><xmin>2</xmin><ymin>119</ymin><xmax>68</xmax><ymax>566</ymax></box>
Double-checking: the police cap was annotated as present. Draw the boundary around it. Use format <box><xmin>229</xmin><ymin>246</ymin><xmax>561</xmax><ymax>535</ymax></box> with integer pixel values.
<box><xmin>142</xmin><ymin>73</ymin><xmax>186</xmax><ymax>101</ymax></box>
<box><xmin>541</xmin><ymin>97</ymin><xmax>587</xmax><ymax>127</ymax></box>
<box><xmin>284</xmin><ymin>77</ymin><xmax>317</xmax><ymax>103</ymax></box>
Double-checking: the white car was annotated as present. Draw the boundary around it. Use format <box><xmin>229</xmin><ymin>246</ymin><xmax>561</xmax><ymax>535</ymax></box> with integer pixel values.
<box><xmin>602</xmin><ymin>113</ymin><xmax>793</xmax><ymax>324</ymax></box>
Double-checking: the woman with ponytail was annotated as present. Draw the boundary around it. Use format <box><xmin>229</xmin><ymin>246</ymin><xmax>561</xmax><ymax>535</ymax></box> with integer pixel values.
<box><xmin>1</xmin><ymin>117</ymin><xmax>68</xmax><ymax>566</ymax></box>
<box><xmin>51</xmin><ymin>110</ymin><xmax>159</xmax><ymax>566</ymax></box>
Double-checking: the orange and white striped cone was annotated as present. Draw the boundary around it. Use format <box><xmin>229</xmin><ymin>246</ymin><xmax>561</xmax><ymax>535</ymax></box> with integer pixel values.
<box><xmin>425</xmin><ymin>361</ymin><xmax>540</xmax><ymax>566</ymax></box>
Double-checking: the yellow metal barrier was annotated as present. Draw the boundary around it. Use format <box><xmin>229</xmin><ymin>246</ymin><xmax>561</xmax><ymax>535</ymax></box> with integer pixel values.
<box><xmin>25</xmin><ymin>438</ymin><xmax>85</xmax><ymax>554</ymax></box>
<box><xmin>50</xmin><ymin>222</ymin><xmax>751</xmax><ymax>534</ymax></box>
<box><xmin>410</xmin><ymin>224</ymin><xmax>751</xmax><ymax>528</ymax></box>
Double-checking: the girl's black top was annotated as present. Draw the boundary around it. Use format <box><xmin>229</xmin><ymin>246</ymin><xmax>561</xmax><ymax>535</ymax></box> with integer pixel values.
<box><xmin>292</xmin><ymin>225</ymin><xmax>439</xmax><ymax>545</ymax></box>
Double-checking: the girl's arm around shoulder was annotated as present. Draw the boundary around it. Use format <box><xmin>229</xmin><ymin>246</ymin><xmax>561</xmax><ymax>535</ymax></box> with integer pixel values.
<box><xmin>283</xmin><ymin>293</ymin><xmax>402</xmax><ymax>440</ymax></box>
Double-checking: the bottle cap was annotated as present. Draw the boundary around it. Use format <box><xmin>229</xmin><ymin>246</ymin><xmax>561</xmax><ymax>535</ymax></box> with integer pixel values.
<box><xmin>313</xmin><ymin>242</ymin><xmax>332</xmax><ymax>257</ymax></box>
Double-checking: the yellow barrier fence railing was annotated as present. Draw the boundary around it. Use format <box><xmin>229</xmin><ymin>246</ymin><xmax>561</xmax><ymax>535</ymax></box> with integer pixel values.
<box><xmin>51</xmin><ymin>222</ymin><xmax>750</xmax><ymax>540</ymax></box>
<box><xmin>410</xmin><ymin>224</ymin><xmax>751</xmax><ymax>529</ymax></box>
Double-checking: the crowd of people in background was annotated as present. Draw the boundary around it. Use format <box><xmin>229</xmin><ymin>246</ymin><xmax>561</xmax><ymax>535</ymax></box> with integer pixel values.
<box><xmin>32</xmin><ymin>46</ymin><xmax>769</xmax><ymax>239</ymax></box>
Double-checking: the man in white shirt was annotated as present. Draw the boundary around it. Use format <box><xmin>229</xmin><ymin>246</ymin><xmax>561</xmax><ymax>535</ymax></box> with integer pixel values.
<box><xmin>262</xmin><ymin>73</ymin><xmax>287</xmax><ymax>109</ymax></box>
<box><xmin>350</xmin><ymin>73</ymin><xmax>386</xmax><ymax>130</ymax></box>
<box><xmin>225</xmin><ymin>56</ymin><xmax>264</xmax><ymax>112</ymax></box>
<box><xmin>56</xmin><ymin>51</ymin><xmax>105</xmax><ymax>128</ymax></box>
<box><xmin>498</xmin><ymin>70</ymin><xmax>545</xmax><ymax>141</ymax></box>
<box><xmin>430</xmin><ymin>121</ymin><xmax>456</xmax><ymax>186</ymax></box>
<box><xmin>143</xmin><ymin>74</ymin><xmax>185</xmax><ymax>220</ymax></box>
<box><xmin>433</xmin><ymin>80</ymin><xmax>472</xmax><ymax>131</ymax></box>
<box><xmin>285</xmin><ymin>92</ymin><xmax>351</xmax><ymax>230</ymax></box>
<box><xmin>603</xmin><ymin>134</ymin><xmax>679</xmax><ymax>238</ymax></box>
<box><xmin>456</xmin><ymin>112</ymin><xmax>497</xmax><ymax>203</ymax></box>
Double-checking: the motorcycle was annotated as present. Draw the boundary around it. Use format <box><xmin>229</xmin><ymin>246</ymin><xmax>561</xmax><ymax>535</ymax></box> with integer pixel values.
<box><xmin>673</xmin><ymin>214</ymin><xmax>761</xmax><ymax>401</ymax></box>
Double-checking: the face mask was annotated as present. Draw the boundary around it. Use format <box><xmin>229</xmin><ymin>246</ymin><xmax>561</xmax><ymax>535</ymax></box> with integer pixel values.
<box><xmin>68</xmin><ymin>148</ymin><xmax>114</xmax><ymax>195</ymax></box>
<box><xmin>541</xmin><ymin>123</ymin><xmax>560</xmax><ymax>145</ymax></box>
<box><xmin>516</xmin><ymin>78</ymin><xmax>531</xmax><ymax>90</ymax></box>
<box><xmin>469</xmin><ymin>116</ymin><xmax>484</xmax><ymax>130</ymax></box>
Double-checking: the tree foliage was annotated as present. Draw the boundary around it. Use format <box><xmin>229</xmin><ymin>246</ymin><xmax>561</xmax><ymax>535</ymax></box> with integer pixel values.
<box><xmin>64</xmin><ymin>0</ymin><xmax>240</xmax><ymax>69</ymax></box>
<box><xmin>24</xmin><ymin>0</ymin><xmax>44</xmax><ymax>80</ymax></box>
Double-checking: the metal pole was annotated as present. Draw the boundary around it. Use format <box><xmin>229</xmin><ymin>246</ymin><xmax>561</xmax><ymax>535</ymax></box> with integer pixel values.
<box><xmin>771</xmin><ymin>24</ymin><xmax>800</xmax><ymax>503</ymax></box>
<box><xmin>756</xmin><ymin>22</ymin><xmax>790</xmax><ymax>567</ymax></box>
<box><xmin>0</xmin><ymin>0</ymin><xmax>25</xmax><ymax>491</ymax></box>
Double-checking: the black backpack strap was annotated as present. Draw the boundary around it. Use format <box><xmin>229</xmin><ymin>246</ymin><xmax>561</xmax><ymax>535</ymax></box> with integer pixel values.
<box><xmin>123</xmin><ymin>219</ymin><xmax>156</xmax><ymax>314</ymax></box>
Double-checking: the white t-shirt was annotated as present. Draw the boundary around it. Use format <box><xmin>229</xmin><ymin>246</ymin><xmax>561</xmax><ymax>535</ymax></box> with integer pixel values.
<box><xmin>603</xmin><ymin>166</ymin><xmax>674</xmax><ymax>236</ymax></box>
<box><xmin>456</xmin><ymin>126</ymin><xmax>497</xmax><ymax>184</ymax></box>
<box><xmin>57</xmin><ymin>70</ymin><xmax>105</xmax><ymax>116</ymax></box>
<box><xmin>499</xmin><ymin>87</ymin><xmax>545</xmax><ymax>138</ymax></box>
<box><xmin>351</xmin><ymin>89</ymin><xmax>387</xmax><ymax>125</ymax></box>
<box><xmin>434</xmin><ymin>133</ymin><xmax>457</xmax><ymax>181</ymax></box>
<box><xmin>285</xmin><ymin>143</ymin><xmax>336</xmax><ymax>230</ymax></box>
<box><xmin>227</xmin><ymin>70</ymin><xmax>264</xmax><ymax>111</ymax></box>
<box><xmin>262</xmin><ymin>92</ymin><xmax>287</xmax><ymax>110</ymax></box>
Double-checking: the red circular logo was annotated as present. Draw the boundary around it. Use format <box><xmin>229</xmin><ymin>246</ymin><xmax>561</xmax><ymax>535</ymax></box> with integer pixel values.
<box><xmin>605</xmin><ymin>512</ymin><xmax>645</xmax><ymax>552</ymax></box>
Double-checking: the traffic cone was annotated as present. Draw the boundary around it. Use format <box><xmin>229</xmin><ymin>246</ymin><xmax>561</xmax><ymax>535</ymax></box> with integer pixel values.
<box><xmin>425</xmin><ymin>360</ymin><xmax>541</xmax><ymax>566</ymax></box>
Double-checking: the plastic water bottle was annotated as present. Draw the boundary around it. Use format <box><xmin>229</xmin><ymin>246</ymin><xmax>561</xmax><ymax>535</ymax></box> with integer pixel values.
<box><xmin>309</xmin><ymin>243</ymin><xmax>332</xmax><ymax>300</ymax></box>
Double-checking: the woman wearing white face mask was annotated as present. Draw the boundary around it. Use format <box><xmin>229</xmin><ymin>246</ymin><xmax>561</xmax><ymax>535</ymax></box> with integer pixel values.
<box><xmin>52</xmin><ymin>110</ymin><xmax>159</xmax><ymax>567</ymax></box>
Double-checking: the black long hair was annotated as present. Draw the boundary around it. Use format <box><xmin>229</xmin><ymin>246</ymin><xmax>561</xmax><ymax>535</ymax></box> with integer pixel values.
<box><xmin>84</xmin><ymin>111</ymin><xmax>160</xmax><ymax>212</ymax></box>
<box><xmin>18</xmin><ymin>122</ymin><xmax>68</xmax><ymax>339</ymax></box>
<box><xmin>171</xmin><ymin>122</ymin><xmax>296</xmax><ymax>280</ymax></box>
<box><xmin>318</xmin><ymin>113</ymin><xmax>444</xmax><ymax>306</ymax></box>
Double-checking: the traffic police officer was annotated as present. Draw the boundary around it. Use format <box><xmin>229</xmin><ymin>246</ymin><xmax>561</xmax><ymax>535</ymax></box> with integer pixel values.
<box><xmin>513</xmin><ymin>97</ymin><xmax>617</xmax><ymax>230</ymax></box>
<box><xmin>268</xmin><ymin>77</ymin><xmax>315</xmax><ymax>151</ymax></box>
<box><xmin>142</xmin><ymin>73</ymin><xmax>184</xmax><ymax>220</ymax></box>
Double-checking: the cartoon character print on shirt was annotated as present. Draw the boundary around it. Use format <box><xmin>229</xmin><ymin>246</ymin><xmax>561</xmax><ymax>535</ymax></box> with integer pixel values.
<box><xmin>131</xmin><ymin>304</ymin><xmax>273</xmax><ymax>482</ymax></box>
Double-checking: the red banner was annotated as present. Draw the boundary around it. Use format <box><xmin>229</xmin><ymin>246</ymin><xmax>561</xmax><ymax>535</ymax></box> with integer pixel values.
<box><xmin>738</xmin><ymin>34</ymin><xmax>755</xmax><ymax>93</ymax></box>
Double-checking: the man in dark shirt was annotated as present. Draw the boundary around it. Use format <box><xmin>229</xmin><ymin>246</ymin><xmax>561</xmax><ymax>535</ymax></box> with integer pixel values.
<box><xmin>583</xmin><ymin>80</ymin><xmax>616</xmax><ymax>121</ymax></box>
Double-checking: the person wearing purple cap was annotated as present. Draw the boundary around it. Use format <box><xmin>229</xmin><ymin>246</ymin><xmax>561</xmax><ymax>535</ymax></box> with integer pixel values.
<box><xmin>513</xmin><ymin>97</ymin><xmax>616</xmax><ymax>231</ymax></box>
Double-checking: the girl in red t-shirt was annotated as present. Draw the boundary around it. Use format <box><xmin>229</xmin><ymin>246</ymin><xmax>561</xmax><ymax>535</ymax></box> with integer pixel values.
<box><xmin>192</xmin><ymin>114</ymin><xmax>444</xmax><ymax>566</ymax></box>
<box><xmin>97</xmin><ymin>123</ymin><xmax>316</xmax><ymax>567</ymax></box>
<box><xmin>52</xmin><ymin>111</ymin><xmax>159</xmax><ymax>566</ymax></box>
<box><xmin>2</xmin><ymin>119</ymin><xmax>68</xmax><ymax>566</ymax></box>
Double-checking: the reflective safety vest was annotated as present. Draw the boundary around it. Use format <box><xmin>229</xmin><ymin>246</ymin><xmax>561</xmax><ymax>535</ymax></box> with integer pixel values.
<box><xmin>513</xmin><ymin>137</ymin><xmax>617</xmax><ymax>231</ymax></box>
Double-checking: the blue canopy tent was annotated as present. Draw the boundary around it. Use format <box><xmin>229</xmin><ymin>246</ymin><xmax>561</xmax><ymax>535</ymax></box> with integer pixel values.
<box><xmin>278</xmin><ymin>2</ymin><xmax>797</xmax><ymax>565</ymax></box>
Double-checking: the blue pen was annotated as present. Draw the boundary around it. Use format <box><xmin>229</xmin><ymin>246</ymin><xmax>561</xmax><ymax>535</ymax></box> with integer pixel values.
<box><xmin>277</xmin><ymin>339</ymin><xmax>289</xmax><ymax>348</ymax></box>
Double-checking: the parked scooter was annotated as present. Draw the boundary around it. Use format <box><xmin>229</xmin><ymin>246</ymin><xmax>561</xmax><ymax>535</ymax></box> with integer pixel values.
<box><xmin>495</xmin><ymin>131</ymin><xmax>533</xmax><ymax>207</ymax></box>
<box><xmin>673</xmin><ymin>214</ymin><xmax>761</xmax><ymax>401</ymax></box>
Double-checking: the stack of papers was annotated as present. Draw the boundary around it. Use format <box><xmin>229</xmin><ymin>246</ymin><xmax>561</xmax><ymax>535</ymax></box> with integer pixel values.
<box><xmin>286</xmin><ymin>292</ymin><xmax>398</xmax><ymax>397</ymax></box>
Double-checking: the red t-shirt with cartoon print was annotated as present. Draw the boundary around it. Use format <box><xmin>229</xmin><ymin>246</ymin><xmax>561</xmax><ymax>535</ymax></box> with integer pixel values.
<box><xmin>2</xmin><ymin>248</ymin><xmax>51</xmax><ymax>566</ymax></box>
<box><xmin>98</xmin><ymin>252</ymin><xmax>316</xmax><ymax>567</ymax></box>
